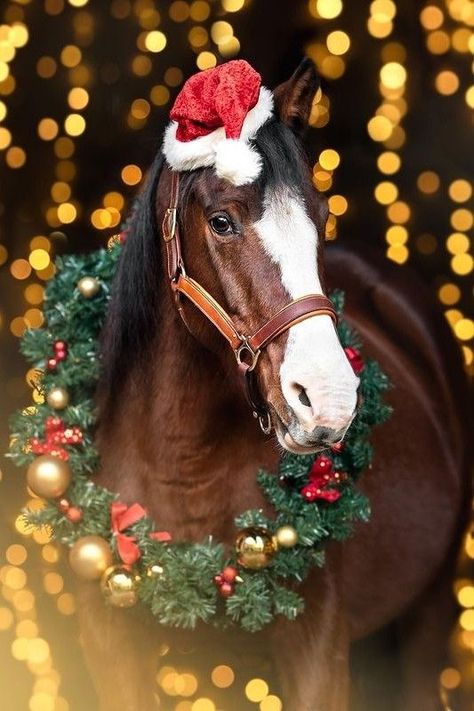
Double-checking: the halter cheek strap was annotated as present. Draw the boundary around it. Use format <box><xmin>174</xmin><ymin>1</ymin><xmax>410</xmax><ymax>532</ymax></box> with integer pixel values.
<box><xmin>161</xmin><ymin>170</ymin><xmax>337</xmax><ymax>434</ymax></box>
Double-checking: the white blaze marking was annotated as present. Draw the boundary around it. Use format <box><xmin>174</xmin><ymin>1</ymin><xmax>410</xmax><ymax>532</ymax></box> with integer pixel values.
<box><xmin>254</xmin><ymin>187</ymin><xmax>359</xmax><ymax>437</ymax></box>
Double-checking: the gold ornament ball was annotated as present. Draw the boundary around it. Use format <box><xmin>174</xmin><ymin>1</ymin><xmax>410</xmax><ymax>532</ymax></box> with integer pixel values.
<box><xmin>46</xmin><ymin>386</ymin><xmax>70</xmax><ymax>410</ymax></box>
<box><xmin>69</xmin><ymin>536</ymin><xmax>113</xmax><ymax>580</ymax></box>
<box><xmin>77</xmin><ymin>276</ymin><xmax>100</xmax><ymax>298</ymax></box>
<box><xmin>236</xmin><ymin>526</ymin><xmax>276</xmax><ymax>570</ymax></box>
<box><xmin>101</xmin><ymin>566</ymin><xmax>138</xmax><ymax>608</ymax></box>
<box><xmin>27</xmin><ymin>455</ymin><xmax>72</xmax><ymax>498</ymax></box>
<box><xmin>274</xmin><ymin>525</ymin><xmax>299</xmax><ymax>549</ymax></box>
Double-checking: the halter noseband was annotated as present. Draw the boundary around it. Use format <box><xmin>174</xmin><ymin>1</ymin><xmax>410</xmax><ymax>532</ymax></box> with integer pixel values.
<box><xmin>161</xmin><ymin>170</ymin><xmax>337</xmax><ymax>435</ymax></box>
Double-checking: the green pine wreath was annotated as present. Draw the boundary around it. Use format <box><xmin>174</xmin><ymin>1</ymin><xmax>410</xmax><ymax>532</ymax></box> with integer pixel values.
<box><xmin>9</xmin><ymin>240</ymin><xmax>392</xmax><ymax>632</ymax></box>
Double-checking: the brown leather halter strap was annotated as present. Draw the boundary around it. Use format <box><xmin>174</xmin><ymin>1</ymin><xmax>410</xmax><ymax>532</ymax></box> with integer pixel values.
<box><xmin>161</xmin><ymin>170</ymin><xmax>337</xmax><ymax>434</ymax></box>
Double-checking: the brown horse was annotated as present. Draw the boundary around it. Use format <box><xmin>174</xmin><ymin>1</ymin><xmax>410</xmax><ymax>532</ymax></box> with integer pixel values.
<box><xmin>76</xmin><ymin>61</ymin><xmax>471</xmax><ymax>710</ymax></box>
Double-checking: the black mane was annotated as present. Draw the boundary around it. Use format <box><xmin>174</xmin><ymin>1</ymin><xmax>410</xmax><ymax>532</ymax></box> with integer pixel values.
<box><xmin>99</xmin><ymin>119</ymin><xmax>311</xmax><ymax>405</ymax></box>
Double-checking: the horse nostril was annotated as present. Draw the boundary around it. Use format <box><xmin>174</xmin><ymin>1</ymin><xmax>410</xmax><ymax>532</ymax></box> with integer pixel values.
<box><xmin>297</xmin><ymin>385</ymin><xmax>311</xmax><ymax>408</ymax></box>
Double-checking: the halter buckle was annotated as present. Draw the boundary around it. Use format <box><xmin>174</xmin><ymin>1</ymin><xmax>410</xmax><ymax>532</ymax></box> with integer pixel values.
<box><xmin>235</xmin><ymin>339</ymin><xmax>260</xmax><ymax>371</ymax></box>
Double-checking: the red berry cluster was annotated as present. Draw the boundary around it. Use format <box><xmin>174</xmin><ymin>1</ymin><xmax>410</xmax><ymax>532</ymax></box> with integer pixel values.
<box><xmin>300</xmin><ymin>455</ymin><xmax>348</xmax><ymax>504</ymax></box>
<box><xmin>214</xmin><ymin>565</ymin><xmax>239</xmax><ymax>598</ymax></box>
<box><xmin>58</xmin><ymin>498</ymin><xmax>83</xmax><ymax>523</ymax></box>
<box><xmin>46</xmin><ymin>340</ymin><xmax>68</xmax><ymax>372</ymax></box>
<box><xmin>30</xmin><ymin>416</ymin><xmax>83</xmax><ymax>461</ymax></box>
<box><xmin>344</xmin><ymin>346</ymin><xmax>365</xmax><ymax>375</ymax></box>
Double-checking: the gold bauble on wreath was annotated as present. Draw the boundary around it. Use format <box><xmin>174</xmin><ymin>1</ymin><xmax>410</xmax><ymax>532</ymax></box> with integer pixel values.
<box><xmin>46</xmin><ymin>386</ymin><xmax>70</xmax><ymax>410</ymax></box>
<box><xmin>236</xmin><ymin>526</ymin><xmax>277</xmax><ymax>570</ymax></box>
<box><xmin>274</xmin><ymin>525</ymin><xmax>299</xmax><ymax>549</ymax></box>
<box><xmin>26</xmin><ymin>454</ymin><xmax>71</xmax><ymax>498</ymax></box>
<box><xmin>77</xmin><ymin>276</ymin><xmax>100</xmax><ymax>298</ymax></box>
<box><xmin>101</xmin><ymin>566</ymin><xmax>139</xmax><ymax>608</ymax></box>
<box><xmin>69</xmin><ymin>535</ymin><xmax>113</xmax><ymax>580</ymax></box>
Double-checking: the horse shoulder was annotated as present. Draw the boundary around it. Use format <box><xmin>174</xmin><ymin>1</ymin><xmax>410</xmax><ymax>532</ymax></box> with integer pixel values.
<box><xmin>325</xmin><ymin>244</ymin><xmax>471</xmax><ymax>638</ymax></box>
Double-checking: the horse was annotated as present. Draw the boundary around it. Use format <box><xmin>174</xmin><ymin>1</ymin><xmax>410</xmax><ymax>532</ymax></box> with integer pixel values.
<box><xmin>75</xmin><ymin>60</ymin><xmax>471</xmax><ymax>711</ymax></box>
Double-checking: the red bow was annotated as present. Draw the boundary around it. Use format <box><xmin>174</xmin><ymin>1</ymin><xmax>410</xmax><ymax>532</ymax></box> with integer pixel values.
<box><xmin>110</xmin><ymin>502</ymin><xmax>172</xmax><ymax>565</ymax></box>
<box><xmin>110</xmin><ymin>502</ymin><xmax>146</xmax><ymax>565</ymax></box>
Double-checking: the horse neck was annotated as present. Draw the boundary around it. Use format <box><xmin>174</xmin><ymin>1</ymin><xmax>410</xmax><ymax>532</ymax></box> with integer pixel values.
<box><xmin>97</xmin><ymin>290</ymin><xmax>276</xmax><ymax>542</ymax></box>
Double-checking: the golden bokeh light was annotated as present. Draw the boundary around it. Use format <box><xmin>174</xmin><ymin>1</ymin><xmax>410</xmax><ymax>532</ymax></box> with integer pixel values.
<box><xmin>367</xmin><ymin>115</ymin><xmax>393</xmax><ymax>141</ymax></box>
<box><xmin>420</xmin><ymin>6</ymin><xmax>444</xmax><ymax>30</ymax></box>
<box><xmin>150</xmin><ymin>84</ymin><xmax>170</xmax><ymax>106</ymax></box>
<box><xmin>380</xmin><ymin>62</ymin><xmax>406</xmax><ymax>89</ymax></box>
<box><xmin>245</xmin><ymin>678</ymin><xmax>269</xmax><ymax>703</ymax></box>
<box><xmin>435</xmin><ymin>70</ymin><xmax>460</xmax><ymax>95</ymax></box>
<box><xmin>326</xmin><ymin>30</ymin><xmax>350</xmax><ymax>55</ymax></box>
<box><xmin>211</xmin><ymin>665</ymin><xmax>235</xmax><ymax>688</ymax></box>
<box><xmin>426</xmin><ymin>30</ymin><xmax>450</xmax><ymax>55</ymax></box>
<box><xmin>260</xmin><ymin>696</ymin><xmax>283</xmax><ymax>711</ymax></box>
<box><xmin>374</xmin><ymin>180</ymin><xmax>398</xmax><ymax>204</ymax></box>
<box><xmin>448</xmin><ymin>179</ymin><xmax>472</xmax><ymax>203</ymax></box>
<box><xmin>67</xmin><ymin>86</ymin><xmax>89</xmax><ymax>110</ymax></box>
<box><xmin>319</xmin><ymin>148</ymin><xmax>340</xmax><ymax>170</ymax></box>
<box><xmin>315</xmin><ymin>0</ymin><xmax>343</xmax><ymax>20</ymax></box>
<box><xmin>64</xmin><ymin>113</ymin><xmax>86</xmax><ymax>136</ymax></box>
<box><xmin>377</xmin><ymin>151</ymin><xmax>401</xmax><ymax>174</ymax></box>
<box><xmin>37</xmin><ymin>118</ymin><xmax>59</xmax><ymax>141</ymax></box>
<box><xmin>417</xmin><ymin>171</ymin><xmax>440</xmax><ymax>194</ymax></box>
<box><xmin>438</xmin><ymin>283</ymin><xmax>460</xmax><ymax>305</ymax></box>
<box><xmin>145</xmin><ymin>30</ymin><xmax>167</xmax><ymax>52</ymax></box>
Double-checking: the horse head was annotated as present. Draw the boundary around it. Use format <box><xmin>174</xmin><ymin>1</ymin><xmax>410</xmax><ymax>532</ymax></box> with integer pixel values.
<box><xmin>154</xmin><ymin>60</ymin><xmax>359</xmax><ymax>453</ymax></box>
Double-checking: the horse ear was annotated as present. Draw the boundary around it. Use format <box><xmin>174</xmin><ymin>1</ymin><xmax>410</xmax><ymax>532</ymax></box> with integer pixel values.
<box><xmin>273</xmin><ymin>59</ymin><xmax>320</xmax><ymax>134</ymax></box>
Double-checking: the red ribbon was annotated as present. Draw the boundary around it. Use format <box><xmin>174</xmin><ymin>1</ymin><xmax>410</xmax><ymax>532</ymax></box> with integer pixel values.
<box><xmin>110</xmin><ymin>502</ymin><xmax>146</xmax><ymax>565</ymax></box>
<box><xmin>110</xmin><ymin>502</ymin><xmax>172</xmax><ymax>564</ymax></box>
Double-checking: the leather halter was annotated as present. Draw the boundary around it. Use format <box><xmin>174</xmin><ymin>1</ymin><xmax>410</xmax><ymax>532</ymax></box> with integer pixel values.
<box><xmin>161</xmin><ymin>170</ymin><xmax>337</xmax><ymax>434</ymax></box>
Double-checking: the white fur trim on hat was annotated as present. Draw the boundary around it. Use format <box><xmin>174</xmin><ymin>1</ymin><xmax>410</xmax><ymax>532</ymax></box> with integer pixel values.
<box><xmin>162</xmin><ymin>87</ymin><xmax>273</xmax><ymax>185</ymax></box>
<box><xmin>214</xmin><ymin>139</ymin><xmax>262</xmax><ymax>186</ymax></box>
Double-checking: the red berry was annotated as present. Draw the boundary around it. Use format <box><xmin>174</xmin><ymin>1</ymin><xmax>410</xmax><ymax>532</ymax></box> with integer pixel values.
<box><xmin>301</xmin><ymin>484</ymin><xmax>317</xmax><ymax>502</ymax></box>
<box><xmin>46</xmin><ymin>357</ymin><xmax>57</xmax><ymax>371</ymax></box>
<box><xmin>66</xmin><ymin>506</ymin><xmax>82</xmax><ymax>523</ymax></box>
<box><xmin>222</xmin><ymin>566</ymin><xmax>238</xmax><ymax>584</ymax></box>
<box><xmin>309</xmin><ymin>455</ymin><xmax>333</xmax><ymax>481</ymax></box>
<box><xmin>53</xmin><ymin>341</ymin><xmax>67</xmax><ymax>353</ymax></box>
<box><xmin>55</xmin><ymin>349</ymin><xmax>67</xmax><ymax>361</ymax></box>
<box><xmin>219</xmin><ymin>582</ymin><xmax>234</xmax><ymax>598</ymax></box>
<box><xmin>213</xmin><ymin>574</ymin><xmax>224</xmax><ymax>586</ymax></box>
<box><xmin>331</xmin><ymin>441</ymin><xmax>345</xmax><ymax>453</ymax></box>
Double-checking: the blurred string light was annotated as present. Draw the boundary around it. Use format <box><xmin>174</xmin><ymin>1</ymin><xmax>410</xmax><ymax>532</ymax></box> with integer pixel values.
<box><xmin>306</xmin><ymin>0</ymin><xmax>351</xmax><ymax>239</ymax></box>
<box><xmin>418</xmin><ymin>1</ymin><xmax>474</xmax><ymax>374</ymax></box>
<box><xmin>0</xmin><ymin>498</ymin><xmax>71</xmax><ymax>710</ymax></box>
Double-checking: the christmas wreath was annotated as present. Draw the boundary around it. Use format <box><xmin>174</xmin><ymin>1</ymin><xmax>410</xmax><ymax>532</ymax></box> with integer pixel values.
<box><xmin>9</xmin><ymin>239</ymin><xmax>392</xmax><ymax>632</ymax></box>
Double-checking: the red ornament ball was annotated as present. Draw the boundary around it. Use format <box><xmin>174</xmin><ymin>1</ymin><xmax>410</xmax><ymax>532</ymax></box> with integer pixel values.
<box><xmin>53</xmin><ymin>340</ymin><xmax>68</xmax><ymax>354</ymax></box>
<box><xmin>55</xmin><ymin>349</ymin><xmax>67</xmax><ymax>362</ymax></box>
<box><xmin>310</xmin><ymin>455</ymin><xmax>333</xmax><ymax>478</ymax></box>
<box><xmin>46</xmin><ymin>357</ymin><xmax>57</xmax><ymax>371</ymax></box>
<box><xmin>331</xmin><ymin>441</ymin><xmax>345</xmax><ymax>454</ymax></box>
<box><xmin>219</xmin><ymin>581</ymin><xmax>234</xmax><ymax>598</ymax></box>
<box><xmin>222</xmin><ymin>566</ymin><xmax>238</xmax><ymax>584</ymax></box>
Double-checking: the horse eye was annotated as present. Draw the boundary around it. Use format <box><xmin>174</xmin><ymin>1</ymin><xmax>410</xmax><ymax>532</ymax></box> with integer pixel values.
<box><xmin>209</xmin><ymin>214</ymin><xmax>233</xmax><ymax>235</ymax></box>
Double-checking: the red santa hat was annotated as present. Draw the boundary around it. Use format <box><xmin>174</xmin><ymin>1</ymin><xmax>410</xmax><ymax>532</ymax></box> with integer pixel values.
<box><xmin>162</xmin><ymin>60</ymin><xmax>273</xmax><ymax>185</ymax></box>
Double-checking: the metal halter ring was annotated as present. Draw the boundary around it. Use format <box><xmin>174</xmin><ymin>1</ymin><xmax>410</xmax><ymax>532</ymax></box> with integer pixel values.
<box><xmin>235</xmin><ymin>339</ymin><xmax>261</xmax><ymax>371</ymax></box>
<box><xmin>253</xmin><ymin>410</ymin><xmax>272</xmax><ymax>435</ymax></box>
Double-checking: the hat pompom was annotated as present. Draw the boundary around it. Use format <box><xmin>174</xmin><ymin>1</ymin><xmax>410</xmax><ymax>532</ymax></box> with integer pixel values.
<box><xmin>214</xmin><ymin>139</ymin><xmax>262</xmax><ymax>186</ymax></box>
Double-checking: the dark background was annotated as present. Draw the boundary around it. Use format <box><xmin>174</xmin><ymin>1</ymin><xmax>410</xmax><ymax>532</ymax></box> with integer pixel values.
<box><xmin>0</xmin><ymin>0</ymin><xmax>472</xmax><ymax>709</ymax></box>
